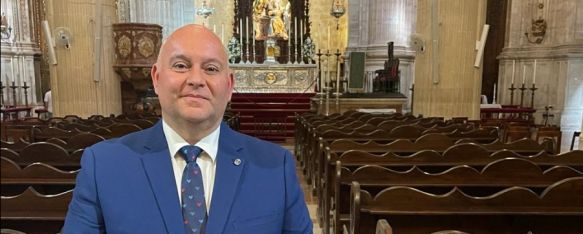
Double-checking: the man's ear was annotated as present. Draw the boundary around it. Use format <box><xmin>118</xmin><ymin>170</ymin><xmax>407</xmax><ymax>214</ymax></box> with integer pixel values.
<box><xmin>151</xmin><ymin>63</ymin><xmax>160</xmax><ymax>95</ymax></box>
<box><xmin>227</xmin><ymin>72</ymin><xmax>235</xmax><ymax>101</ymax></box>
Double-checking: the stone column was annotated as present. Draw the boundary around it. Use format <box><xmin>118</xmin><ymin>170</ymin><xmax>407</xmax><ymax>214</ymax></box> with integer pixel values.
<box><xmin>46</xmin><ymin>0</ymin><xmax>121</xmax><ymax>117</ymax></box>
<box><xmin>498</xmin><ymin>0</ymin><xmax>583</xmax><ymax>140</ymax></box>
<box><xmin>580</xmin><ymin>115</ymin><xmax>583</xmax><ymax>150</ymax></box>
<box><xmin>413</xmin><ymin>0</ymin><xmax>487</xmax><ymax>119</ymax></box>
<box><xmin>1</xmin><ymin>0</ymin><xmax>41</xmax><ymax>106</ymax></box>
<box><xmin>345</xmin><ymin>0</ymin><xmax>417</xmax><ymax>111</ymax></box>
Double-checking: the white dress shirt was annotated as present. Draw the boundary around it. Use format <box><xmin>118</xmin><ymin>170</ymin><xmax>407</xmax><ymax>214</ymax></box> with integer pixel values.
<box><xmin>162</xmin><ymin>120</ymin><xmax>219</xmax><ymax>213</ymax></box>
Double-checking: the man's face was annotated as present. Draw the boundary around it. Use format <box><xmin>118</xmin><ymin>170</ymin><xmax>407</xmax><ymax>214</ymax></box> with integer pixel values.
<box><xmin>151</xmin><ymin>26</ymin><xmax>234</xmax><ymax>127</ymax></box>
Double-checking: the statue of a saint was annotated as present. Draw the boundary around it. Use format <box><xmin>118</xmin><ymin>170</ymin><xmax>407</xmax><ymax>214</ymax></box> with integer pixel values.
<box><xmin>253</xmin><ymin>0</ymin><xmax>290</xmax><ymax>40</ymax></box>
<box><xmin>227</xmin><ymin>37</ymin><xmax>241</xmax><ymax>63</ymax></box>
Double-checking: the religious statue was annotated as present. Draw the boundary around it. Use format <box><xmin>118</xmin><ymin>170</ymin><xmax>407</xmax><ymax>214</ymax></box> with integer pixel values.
<box><xmin>253</xmin><ymin>0</ymin><xmax>290</xmax><ymax>40</ymax></box>
<box><xmin>302</xmin><ymin>36</ymin><xmax>316</xmax><ymax>63</ymax></box>
<box><xmin>0</xmin><ymin>12</ymin><xmax>11</xmax><ymax>40</ymax></box>
<box><xmin>373</xmin><ymin>42</ymin><xmax>400</xmax><ymax>93</ymax></box>
<box><xmin>227</xmin><ymin>36</ymin><xmax>241</xmax><ymax>63</ymax></box>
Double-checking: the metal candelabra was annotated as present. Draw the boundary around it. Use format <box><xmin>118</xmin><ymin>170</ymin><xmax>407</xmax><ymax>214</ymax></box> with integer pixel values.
<box><xmin>316</xmin><ymin>49</ymin><xmax>323</xmax><ymax>95</ymax></box>
<box><xmin>10</xmin><ymin>81</ymin><xmax>18</xmax><ymax>106</ymax></box>
<box><xmin>529</xmin><ymin>83</ymin><xmax>538</xmax><ymax>109</ymax></box>
<box><xmin>324</xmin><ymin>50</ymin><xmax>332</xmax><ymax>116</ymax></box>
<box><xmin>508</xmin><ymin>83</ymin><xmax>516</xmax><ymax>105</ymax></box>
<box><xmin>287</xmin><ymin>38</ymin><xmax>292</xmax><ymax>64</ymax></box>
<box><xmin>251</xmin><ymin>39</ymin><xmax>256</xmax><ymax>64</ymax></box>
<box><xmin>519</xmin><ymin>83</ymin><xmax>527</xmax><ymax>107</ymax></box>
<box><xmin>245</xmin><ymin>36</ymin><xmax>251</xmax><ymax>64</ymax></box>
<box><xmin>293</xmin><ymin>37</ymin><xmax>299</xmax><ymax>65</ymax></box>
<box><xmin>22</xmin><ymin>81</ymin><xmax>29</xmax><ymax>107</ymax></box>
<box><xmin>410</xmin><ymin>84</ymin><xmax>415</xmax><ymax>114</ymax></box>
<box><xmin>333</xmin><ymin>49</ymin><xmax>341</xmax><ymax>98</ymax></box>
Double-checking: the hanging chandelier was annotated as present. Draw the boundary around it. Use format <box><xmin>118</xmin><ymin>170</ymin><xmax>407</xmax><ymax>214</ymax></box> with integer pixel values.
<box><xmin>330</xmin><ymin>0</ymin><xmax>345</xmax><ymax>30</ymax></box>
<box><xmin>196</xmin><ymin>1</ymin><xmax>215</xmax><ymax>19</ymax></box>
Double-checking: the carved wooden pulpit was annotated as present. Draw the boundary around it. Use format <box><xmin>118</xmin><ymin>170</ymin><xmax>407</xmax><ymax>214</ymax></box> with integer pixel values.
<box><xmin>112</xmin><ymin>23</ymin><xmax>162</xmax><ymax>115</ymax></box>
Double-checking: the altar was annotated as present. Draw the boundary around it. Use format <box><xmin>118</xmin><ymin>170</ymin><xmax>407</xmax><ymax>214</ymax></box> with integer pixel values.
<box><xmin>310</xmin><ymin>92</ymin><xmax>408</xmax><ymax>115</ymax></box>
<box><xmin>231</xmin><ymin>64</ymin><xmax>317</xmax><ymax>93</ymax></box>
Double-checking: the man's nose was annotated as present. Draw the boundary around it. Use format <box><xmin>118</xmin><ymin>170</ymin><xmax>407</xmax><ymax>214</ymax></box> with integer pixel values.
<box><xmin>185</xmin><ymin>68</ymin><xmax>205</xmax><ymax>88</ymax></box>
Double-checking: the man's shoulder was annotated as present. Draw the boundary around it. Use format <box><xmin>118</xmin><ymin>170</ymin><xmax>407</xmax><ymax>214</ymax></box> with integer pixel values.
<box><xmin>88</xmin><ymin>124</ymin><xmax>159</xmax><ymax>153</ymax></box>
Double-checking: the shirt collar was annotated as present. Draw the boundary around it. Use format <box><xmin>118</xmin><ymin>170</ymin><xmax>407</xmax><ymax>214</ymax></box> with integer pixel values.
<box><xmin>162</xmin><ymin>119</ymin><xmax>220</xmax><ymax>162</ymax></box>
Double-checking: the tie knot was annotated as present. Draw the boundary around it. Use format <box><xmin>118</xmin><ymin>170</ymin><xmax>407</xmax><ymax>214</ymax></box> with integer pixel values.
<box><xmin>179</xmin><ymin>145</ymin><xmax>203</xmax><ymax>163</ymax></box>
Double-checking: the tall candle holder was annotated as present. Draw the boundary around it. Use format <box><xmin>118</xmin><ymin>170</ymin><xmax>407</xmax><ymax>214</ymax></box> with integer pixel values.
<box><xmin>324</xmin><ymin>50</ymin><xmax>332</xmax><ymax>116</ymax></box>
<box><xmin>10</xmin><ymin>81</ymin><xmax>18</xmax><ymax>106</ymax></box>
<box><xmin>251</xmin><ymin>39</ymin><xmax>256</xmax><ymax>64</ymax></box>
<box><xmin>519</xmin><ymin>83</ymin><xmax>527</xmax><ymax>108</ymax></box>
<box><xmin>409</xmin><ymin>84</ymin><xmax>415</xmax><ymax>114</ymax></box>
<box><xmin>287</xmin><ymin>38</ymin><xmax>292</xmax><ymax>64</ymax></box>
<box><xmin>316</xmin><ymin>49</ymin><xmax>323</xmax><ymax>95</ymax></box>
<box><xmin>22</xmin><ymin>81</ymin><xmax>30</xmax><ymax>107</ymax></box>
<box><xmin>293</xmin><ymin>37</ymin><xmax>299</xmax><ymax>65</ymax></box>
<box><xmin>333</xmin><ymin>49</ymin><xmax>341</xmax><ymax>97</ymax></box>
<box><xmin>300</xmin><ymin>36</ymin><xmax>305</xmax><ymax>65</ymax></box>
<box><xmin>245</xmin><ymin>36</ymin><xmax>251</xmax><ymax>64</ymax></box>
<box><xmin>529</xmin><ymin>83</ymin><xmax>538</xmax><ymax>109</ymax></box>
<box><xmin>508</xmin><ymin>83</ymin><xmax>516</xmax><ymax>105</ymax></box>
<box><xmin>0</xmin><ymin>81</ymin><xmax>5</xmax><ymax>108</ymax></box>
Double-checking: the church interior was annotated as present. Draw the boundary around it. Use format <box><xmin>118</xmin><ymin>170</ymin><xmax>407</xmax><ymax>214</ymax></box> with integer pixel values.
<box><xmin>1</xmin><ymin>0</ymin><xmax>583</xmax><ymax>233</ymax></box>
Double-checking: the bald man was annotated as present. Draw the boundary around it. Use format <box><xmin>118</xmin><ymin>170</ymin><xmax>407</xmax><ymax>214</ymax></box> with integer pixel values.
<box><xmin>63</xmin><ymin>25</ymin><xmax>312</xmax><ymax>234</ymax></box>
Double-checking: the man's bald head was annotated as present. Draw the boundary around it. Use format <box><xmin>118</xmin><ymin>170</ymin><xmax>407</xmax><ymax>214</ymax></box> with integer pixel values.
<box><xmin>157</xmin><ymin>24</ymin><xmax>228</xmax><ymax>65</ymax></box>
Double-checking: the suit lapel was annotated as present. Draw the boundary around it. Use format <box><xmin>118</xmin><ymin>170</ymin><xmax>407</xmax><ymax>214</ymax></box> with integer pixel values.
<box><xmin>206</xmin><ymin>123</ymin><xmax>246</xmax><ymax>233</ymax></box>
<box><xmin>140</xmin><ymin>122</ymin><xmax>184</xmax><ymax>234</ymax></box>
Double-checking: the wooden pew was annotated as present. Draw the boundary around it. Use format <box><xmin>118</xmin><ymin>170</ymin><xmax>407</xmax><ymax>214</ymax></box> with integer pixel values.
<box><xmin>349</xmin><ymin>177</ymin><xmax>583</xmax><ymax>234</ymax></box>
<box><xmin>1</xmin><ymin>157</ymin><xmax>77</xmax><ymax>196</ymax></box>
<box><xmin>1</xmin><ymin>187</ymin><xmax>72</xmax><ymax>234</ymax></box>
<box><xmin>332</xmin><ymin>158</ymin><xmax>583</xmax><ymax>234</ymax></box>
<box><xmin>317</xmin><ymin>139</ymin><xmax>553</xmax><ymax>230</ymax></box>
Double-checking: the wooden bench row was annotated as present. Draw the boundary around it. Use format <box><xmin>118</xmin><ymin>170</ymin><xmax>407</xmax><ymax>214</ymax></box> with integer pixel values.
<box><xmin>333</xmin><ymin>158</ymin><xmax>583</xmax><ymax>234</ymax></box>
<box><xmin>348</xmin><ymin>177</ymin><xmax>583</xmax><ymax>234</ymax></box>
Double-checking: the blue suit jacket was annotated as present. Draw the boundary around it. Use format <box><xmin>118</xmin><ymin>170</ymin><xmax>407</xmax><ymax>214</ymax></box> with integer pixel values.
<box><xmin>63</xmin><ymin>121</ymin><xmax>312</xmax><ymax>233</ymax></box>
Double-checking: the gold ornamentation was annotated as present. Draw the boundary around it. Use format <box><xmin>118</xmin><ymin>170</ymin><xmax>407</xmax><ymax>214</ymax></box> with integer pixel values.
<box><xmin>122</xmin><ymin>68</ymin><xmax>132</xmax><ymax>79</ymax></box>
<box><xmin>118</xmin><ymin>35</ymin><xmax>132</xmax><ymax>58</ymax></box>
<box><xmin>138</xmin><ymin>36</ymin><xmax>155</xmax><ymax>58</ymax></box>
<box><xmin>265</xmin><ymin>72</ymin><xmax>277</xmax><ymax>84</ymax></box>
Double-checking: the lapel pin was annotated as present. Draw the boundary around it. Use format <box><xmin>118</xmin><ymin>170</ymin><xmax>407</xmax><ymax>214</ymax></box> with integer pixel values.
<box><xmin>233</xmin><ymin>158</ymin><xmax>242</xmax><ymax>166</ymax></box>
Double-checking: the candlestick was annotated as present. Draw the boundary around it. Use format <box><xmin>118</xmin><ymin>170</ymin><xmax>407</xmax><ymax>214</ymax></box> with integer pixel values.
<box><xmin>0</xmin><ymin>81</ymin><xmax>5</xmax><ymax>108</ymax></box>
<box><xmin>511</xmin><ymin>60</ymin><xmax>515</xmax><ymax>84</ymax></box>
<box><xmin>522</xmin><ymin>64</ymin><xmax>526</xmax><ymax>84</ymax></box>
<box><xmin>493</xmin><ymin>83</ymin><xmax>497</xmax><ymax>104</ymax></box>
<box><xmin>22</xmin><ymin>81</ymin><xmax>30</xmax><ymax>107</ymax></box>
<box><xmin>245</xmin><ymin>17</ymin><xmax>250</xmax><ymax>64</ymax></box>
<box><xmin>10</xmin><ymin>81</ymin><xmax>17</xmax><ymax>106</ymax></box>
<box><xmin>300</xmin><ymin>20</ymin><xmax>304</xmax><ymax>64</ymax></box>
<box><xmin>533</xmin><ymin>59</ymin><xmax>537</xmax><ymax>84</ymax></box>
<box><xmin>529</xmin><ymin>83</ymin><xmax>538</xmax><ymax>109</ymax></box>
<box><xmin>335</xmin><ymin>49</ymin><xmax>341</xmax><ymax>96</ymax></box>
<box><xmin>519</xmin><ymin>83</ymin><xmax>527</xmax><ymax>108</ymax></box>
<box><xmin>509</xmin><ymin>83</ymin><xmax>516</xmax><ymax>106</ymax></box>
<box><xmin>252</xmin><ymin>25</ymin><xmax>256</xmax><ymax>64</ymax></box>
<box><xmin>239</xmin><ymin>19</ymin><xmax>243</xmax><ymax>64</ymax></box>
<box><xmin>294</xmin><ymin>17</ymin><xmax>298</xmax><ymax>64</ymax></box>
<box><xmin>316</xmin><ymin>49</ymin><xmax>323</xmax><ymax>94</ymax></box>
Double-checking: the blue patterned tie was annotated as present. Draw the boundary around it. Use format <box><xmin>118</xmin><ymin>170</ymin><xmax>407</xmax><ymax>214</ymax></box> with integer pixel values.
<box><xmin>179</xmin><ymin>146</ymin><xmax>207</xmax><ymax>234</ymax></box>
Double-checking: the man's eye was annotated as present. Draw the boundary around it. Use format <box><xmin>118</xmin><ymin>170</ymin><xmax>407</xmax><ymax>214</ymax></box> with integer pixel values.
<box><xmin>172</xmin><ymin>63</ymin><xmax>190</xmax><ymax>71</ymax></box>
<box><xmin>205</xmin><ymin>66</ymin><xmax>220</xmax><ymax>73</ymax></box>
